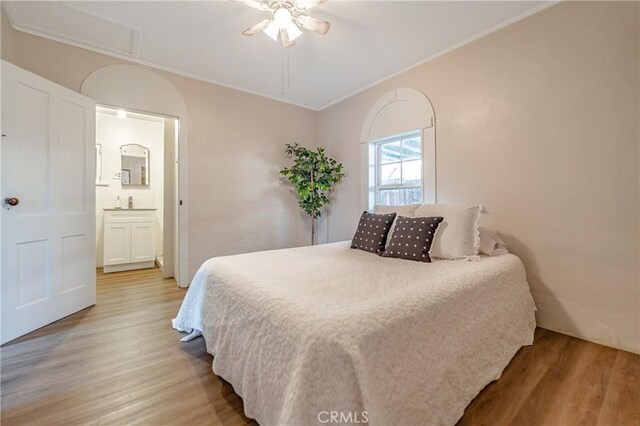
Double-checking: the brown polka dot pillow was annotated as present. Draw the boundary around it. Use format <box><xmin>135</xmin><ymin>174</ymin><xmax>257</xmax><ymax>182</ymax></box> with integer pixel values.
<box><xmin>350</xmin><ymin>211</ymin><xmax>397</xmax><ymax>254</ymax></box>
<box><xmin>382</xmin><ymin>216</ymin><xmax>444</xmax><ymax>262</ymax></box>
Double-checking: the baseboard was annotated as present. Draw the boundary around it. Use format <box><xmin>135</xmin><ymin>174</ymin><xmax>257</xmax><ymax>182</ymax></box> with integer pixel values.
<box><xmin>103</xmin><ymin>261</ymin><xmax>155</xmax><ymax>273</ymax></box>
<box><xmin>536</xmin><ymin>323</ymin><xmax>640</xmax><ymax>355</ymax></box>
<box><xmin>532</xmin><ymin>291</ymin><xmax>640</xmax><ymax>355</ymax></box>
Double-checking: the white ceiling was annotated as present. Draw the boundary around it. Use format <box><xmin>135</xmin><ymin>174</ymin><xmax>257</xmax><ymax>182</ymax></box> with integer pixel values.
<box><xmin>4</xmin><ymin>1</ymin><xmax>552</xmax><ymax>110</ymax></box>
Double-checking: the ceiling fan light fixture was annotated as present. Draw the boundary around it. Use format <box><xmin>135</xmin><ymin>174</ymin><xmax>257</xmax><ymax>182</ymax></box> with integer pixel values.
<box><xmin>237</xmin><ymin>0</ymin><xmax>330</xmax><ymax>47</ymax></box>
<box><xmin>273</xmin><ymin>7</ymin><xmax>293</xmax><ymax>28</ymax></box>
<box><xmin>286</xmin><ymin>22</ymin><xmax>303</xmax><ymax>41</ymax></box>
<box><xmin>263</xmin><ymin>20</ymin><xmax>280</xmax><ymax>41</ymax></box>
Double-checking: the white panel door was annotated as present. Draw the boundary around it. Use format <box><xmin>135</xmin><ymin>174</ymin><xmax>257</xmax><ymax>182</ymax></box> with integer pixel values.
<box><xmin>104</xmin><ymin>223</ymin><xmax>131</xmax><ymax>265</ymax></box>
<box><xmin>1</xmin><ymin>61</ymin><xmax>96</xmax><ymax>344</ymax></box>
<box><xmin>130</xmin><ymin>222</ymin><xmax>155</xmax><ymax>262</ymax></box>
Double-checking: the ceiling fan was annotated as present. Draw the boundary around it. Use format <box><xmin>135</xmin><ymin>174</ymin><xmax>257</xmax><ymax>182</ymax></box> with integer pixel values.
<box><xmin>234</xmin><ymin>0</ymin><xmax>330</xmax><ymax>48</ymax></box>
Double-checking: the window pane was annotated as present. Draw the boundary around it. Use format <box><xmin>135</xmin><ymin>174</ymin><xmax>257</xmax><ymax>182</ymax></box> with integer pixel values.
<box><xmin>378</xmin><ymin>187</ymin><xmax>422</xmax><ymax>205</ymax></box>
<box><xmin>402</xmin><ymin>137</ymin><xmax>421</xmax><ymax>160</ymax></box>
<box><xmin>402</xmin><ymin>160</ymin><xmax>422</xmax><ymax>185</ymax></box>
<box><xmin>379</xmin><ymin>163</ymin><xmax>401</xmax><ymax>186</ymax></box>
<box><xmin>401</xmin><ymin>187</ymin><xmax>422</xmax><ymax>204</ymax></box>
<box><xmin>380</xmin><ymin>141</ymin><xmax>401</xmax><ymax>163</ymax></box>
<box><xmin>378</xmin><ymin>189</ymin><xmax>401</xmax><ymax>206</ymax></box>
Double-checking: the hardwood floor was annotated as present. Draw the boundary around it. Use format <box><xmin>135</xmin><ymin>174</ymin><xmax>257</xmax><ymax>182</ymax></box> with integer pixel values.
<box><xmin>1</xmin><ymin>268</ymin><xmax>638</xmax><ymax>426</ymax></box>
<box><xmin>1</xmin><ymin>268</ymin><xmax>253</xmax><ymax>426</ymax></box>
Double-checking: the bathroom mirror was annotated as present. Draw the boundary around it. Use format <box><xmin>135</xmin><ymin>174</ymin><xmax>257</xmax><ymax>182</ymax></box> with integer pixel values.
<box><xmin>120</xmin><ymin>144</ymin><xmax>149</xmax><ymax>186</ymax></box>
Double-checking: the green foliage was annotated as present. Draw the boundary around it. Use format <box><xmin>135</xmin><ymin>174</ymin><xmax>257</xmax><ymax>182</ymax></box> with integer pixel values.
<box><xmin>279</xmin><ymin>143</ymin><xmax>345</xmax><ymax>220</ymax></box>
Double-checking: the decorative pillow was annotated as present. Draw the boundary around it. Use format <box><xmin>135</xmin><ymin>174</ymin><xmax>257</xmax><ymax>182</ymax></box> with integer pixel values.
<box><xmin>479</xmin><ymin>227</ymin><xmax>509</xmax><ymax>256</ymax></box>
<box><xmin>373</xmin><ymin>204</ymin><xmax>421</xmax><ymax>248</ymax></box>
<box><xmin>413</xmin><ymin>204</ymin><xmax>482</xmax><ymax>259</ymax></box>
<box><xmin>382</xmin><ymin>216</ymin><xmax>444</xmax><ymax>262</ymax></box>
<box><xmin>350</xmin><ymin>211</ymin><xmax>396</xmax><ymax>254</ymax></box>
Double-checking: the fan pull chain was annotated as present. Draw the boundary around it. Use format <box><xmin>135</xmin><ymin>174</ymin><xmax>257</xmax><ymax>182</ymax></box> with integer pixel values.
<box><xmin>287</xmin><ymin>48</ymin><xmax>291</xmax><ymax>89</ymax></box>
<box><xmin>281</xmin><ymin>48</ymin><xmax>285</xmax><ymax>95</ymax></box>
<box><xmin>281</xmin><ymin>47</ymin><xmax>292</xmax><ymax>95</ymax></box>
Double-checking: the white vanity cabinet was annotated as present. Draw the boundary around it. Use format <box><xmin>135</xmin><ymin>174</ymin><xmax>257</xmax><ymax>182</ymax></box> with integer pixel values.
<box><xmin>103</xmin><ymin>209</ymin><xmax>157</xmax><ymax>273</ymax></box>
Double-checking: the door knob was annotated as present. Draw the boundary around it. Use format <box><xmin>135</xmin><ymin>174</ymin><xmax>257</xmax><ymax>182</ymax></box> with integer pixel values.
<box><xmin>4</xmin><ymin>197</ymin><xmax>19</xmax><ymax>207</ymax></box>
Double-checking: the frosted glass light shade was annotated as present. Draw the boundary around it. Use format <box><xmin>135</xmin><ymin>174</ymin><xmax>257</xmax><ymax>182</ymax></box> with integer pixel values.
<box><xmin>263</xmin><ymin>21</ymin><xmax>280</xmax><ymax>41</ymax></box>
<box><xmin>287</xmin><ymin>22</ymin><xmax>303</xmax><ymax>41</ymax></box>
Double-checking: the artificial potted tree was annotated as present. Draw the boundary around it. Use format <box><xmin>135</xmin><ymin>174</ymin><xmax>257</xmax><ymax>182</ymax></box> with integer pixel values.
<box><xmin>280</xmin><ymin>143</ymin><xmax>344</xmax><ymax>245</ymax></box>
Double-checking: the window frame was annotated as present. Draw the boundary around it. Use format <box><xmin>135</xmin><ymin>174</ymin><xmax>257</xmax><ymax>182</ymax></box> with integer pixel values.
<box><xmin>373</xmin><ymin>131</ymin><xmax>423</xmax><ymax>206</ymax></box>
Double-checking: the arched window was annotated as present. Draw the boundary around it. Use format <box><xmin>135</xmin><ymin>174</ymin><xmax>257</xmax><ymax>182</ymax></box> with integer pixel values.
<box><xmin>360</xmin><ymin>88</ymin><xmax>436</xmax><ymax>210</ymax></box>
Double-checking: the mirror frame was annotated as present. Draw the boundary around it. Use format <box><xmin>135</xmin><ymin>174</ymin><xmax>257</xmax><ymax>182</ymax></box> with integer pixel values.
<box><xmin>120</xmin><ymin>143</ymin><xmax>150</xmax><ymax>187</ymax></box>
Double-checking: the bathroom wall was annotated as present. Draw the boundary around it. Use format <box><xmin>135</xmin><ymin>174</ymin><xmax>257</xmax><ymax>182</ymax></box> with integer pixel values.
<box><xmin>95</xmin><ymin>110</ymin><xmax>165</xmax><ymax>267</ymax></box>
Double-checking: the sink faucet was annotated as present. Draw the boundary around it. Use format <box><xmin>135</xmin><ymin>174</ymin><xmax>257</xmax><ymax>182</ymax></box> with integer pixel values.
<box><xmin>128</xmin><ymin>196</ymin><xmax>133</xmax><ymax>209</ymax></box>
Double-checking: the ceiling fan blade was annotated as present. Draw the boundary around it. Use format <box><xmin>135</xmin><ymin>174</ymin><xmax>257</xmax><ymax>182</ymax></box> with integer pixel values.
<box><xmin>297</xmin><ymin>14</ymin><xmax>330</xmax><ymax>35</ymax></box>
<box><xmin>232</xmin><ymin>0</ymin><xmax>270</xmax><ymax>11</ymax></box>
<box><xmin>280</xmin><ymin>28</ymin><xmax>295</xmax><ymax>48</ymax></box>
<box><xmin>242</xmin><ymin>19</ymin><xmax>272</xmax><ymax>36</ymax></box>
<box><xmin>294</xmin><ymin>0</ymin><xmax>325</xmax><ymax>11</ymax></box>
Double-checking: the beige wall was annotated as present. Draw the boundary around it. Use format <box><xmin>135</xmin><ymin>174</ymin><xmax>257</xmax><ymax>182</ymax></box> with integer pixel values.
<box><xmin>1</xmin><ymin>11</ymin><xmax>318</xmax><ymax>280</ymax></box>
<box><xmin>318</xmin><ymin>1</ymin><xmax>640</xmax><ymax>353</ymax></box>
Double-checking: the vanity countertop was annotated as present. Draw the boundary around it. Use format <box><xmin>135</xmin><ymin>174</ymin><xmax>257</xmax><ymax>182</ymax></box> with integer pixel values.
<box><xmin>103</xmin><ymin>208</ymin><xmax>157</xmax><ymax>211</ymax></box>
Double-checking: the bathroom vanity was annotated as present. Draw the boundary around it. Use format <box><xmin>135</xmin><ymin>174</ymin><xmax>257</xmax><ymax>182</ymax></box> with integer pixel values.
<box><xmin>103</xmin><ymin>209</ymin><xmax>157</xmax><ymax>273</ymax></box>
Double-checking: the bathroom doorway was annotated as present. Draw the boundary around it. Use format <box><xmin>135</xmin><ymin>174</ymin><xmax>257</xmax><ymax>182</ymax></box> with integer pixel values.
<box><xmin>95</xmin><ymin>106</ymin><xmax>180</xmax><ymax>280</ymax></box>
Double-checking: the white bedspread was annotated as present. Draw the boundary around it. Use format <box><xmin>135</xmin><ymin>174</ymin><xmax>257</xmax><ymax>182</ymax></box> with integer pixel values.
<box><xmin>173</xmin><ymin>242</ymin><xmax>536</xmax><ymax>426</ymax></box>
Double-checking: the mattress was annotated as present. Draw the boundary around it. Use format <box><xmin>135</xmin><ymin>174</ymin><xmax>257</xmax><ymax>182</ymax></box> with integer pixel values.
<box><xmin>173</xmin><ymin>241</ymin><xmax>536</xmax><ymax>426</ymax></box>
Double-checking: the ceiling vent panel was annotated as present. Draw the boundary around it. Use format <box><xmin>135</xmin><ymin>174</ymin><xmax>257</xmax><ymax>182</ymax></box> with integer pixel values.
<box><xmin>3</xmin><ymin>1</ymin><xmax>140</xmax><ymax>57</ymax></box>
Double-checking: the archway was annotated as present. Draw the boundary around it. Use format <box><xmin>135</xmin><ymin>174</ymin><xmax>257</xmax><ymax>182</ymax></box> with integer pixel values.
<box><xmin>81</xmin><ymin>64</ymin><xmax>189</xmax><ymax>287</ymax></box>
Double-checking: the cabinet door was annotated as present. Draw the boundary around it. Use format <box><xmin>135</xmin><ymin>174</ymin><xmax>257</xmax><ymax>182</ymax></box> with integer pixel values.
<box><xmin>131</xmin><ymin>222</ymin><xmax>156</xmax><ymax>262</ymax></box>
<box><xmin>104</xmin><ymin>223</ymin><xmax>131</xmax><ymax>265</ymax></box>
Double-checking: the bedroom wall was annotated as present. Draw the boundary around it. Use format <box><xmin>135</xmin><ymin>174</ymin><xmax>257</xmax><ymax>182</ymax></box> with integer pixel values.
<box><xmin>2</xmin><ymin>2</ymin><xmax>638</xmax><ymax>354</ymax></box>
<box><xmin>1</xmin><ymin>11</ymin><xmax>318</xmax><ymax>281</ymax></box>
<box><xmin>317</xmin><ymin>1</ymin><xmax>640</xmax><ymax>353</ymax></box>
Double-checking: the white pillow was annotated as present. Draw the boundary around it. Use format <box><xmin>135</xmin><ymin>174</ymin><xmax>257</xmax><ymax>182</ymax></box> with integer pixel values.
<box><xmin>373</xmin><ymin>204</ymin><xmax>420</xmax><ymax>217</ymax></box>
<box><xmin>479</xmin><ymin>227</ymin><xmax>509</xmax><ymax>256</ymax></box>
<box><xmin>413</xmin><ymin>204</ymin><xmax>482</xmax><ymax>259</ymax></box>
<box><xmin>373</xmin><ymin>204</ymin><xmax>421</xmax><ymax>248</ymax></box>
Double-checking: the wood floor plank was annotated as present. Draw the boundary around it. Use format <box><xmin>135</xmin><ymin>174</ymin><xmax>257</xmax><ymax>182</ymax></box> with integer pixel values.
<box><xmin>528</xmin><ymin>339</ymin><xmax>616</xmax><ymax>425</ymax></box>
<box><xmin>597</xmin><ymin>350</ymin><xmax>640</xmax><ymax>426</ymax></box>
<box><xmin>460</xmin><ymin>331</ymin><xmax>638</xmax><ymax>426</ymax></box>
<box><xmin>1</xmin><ymin>267</ymin><xmax>638</xmax><ymax>426</ymax></box>
<box><xmin>458</xmin><ymin>328</ymin><xmax>572</xmax><ymax>426</ymax></box>
<box><xmin>1</xmin><ymin>268</ymin><xmax>254</xmax><ymax>426</ymax></box>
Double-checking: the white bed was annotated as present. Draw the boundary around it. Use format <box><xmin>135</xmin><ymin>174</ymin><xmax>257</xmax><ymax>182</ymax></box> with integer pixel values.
<box><xmin>173</xmin><ymin>241</ymin><xmax>536</xmax><ymax>426</ymax></box>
